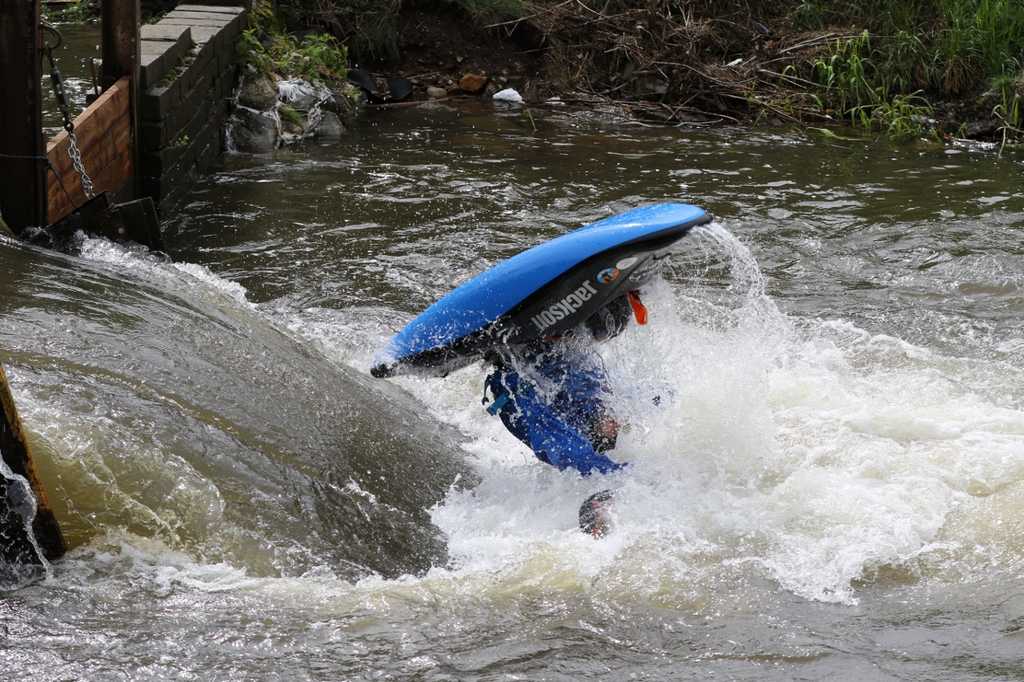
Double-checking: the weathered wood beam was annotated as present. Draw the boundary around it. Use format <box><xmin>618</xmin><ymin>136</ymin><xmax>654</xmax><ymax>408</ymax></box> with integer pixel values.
<box><xmin>0</xmin><ymin>364</ymin><xmax>66</xmax><ymax>569</ymax></box>
<box><xmin>0</xmin><ymin>0</ymin><xmax>47</xmax><ymax>234</ymax></box>
<box><xmin>101</xmin><ymin>0</ymin><xmax>141</xmax><ymax>89</ymax></box>
<box><xmin>101</xmin><ymin>0</ymin><xmax>140</xmax><ymax>200</ymax></box>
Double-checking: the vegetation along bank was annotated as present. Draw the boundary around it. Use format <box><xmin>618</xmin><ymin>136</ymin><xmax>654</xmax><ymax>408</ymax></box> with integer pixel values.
<box><xmin>64</xmin><ymin>0</ymin><xmax>1024</xmax><ymax>148</ymax></box>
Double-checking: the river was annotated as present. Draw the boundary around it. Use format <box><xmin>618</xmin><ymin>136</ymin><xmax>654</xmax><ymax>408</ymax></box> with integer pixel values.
<box><xmin>5</xmin><ymin>41</ymin><xmax>1024</xmax><ymax>680</ymax></box>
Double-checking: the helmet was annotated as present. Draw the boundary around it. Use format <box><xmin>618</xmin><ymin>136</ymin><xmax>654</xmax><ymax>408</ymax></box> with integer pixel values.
<box><xmin>578</xmin><ymin>489</ymin><xmax>615</xmax><ymax>537</ymax></box>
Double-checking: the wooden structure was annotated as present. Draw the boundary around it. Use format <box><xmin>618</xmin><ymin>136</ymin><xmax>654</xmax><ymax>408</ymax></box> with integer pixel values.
<box><xmin>0</xmin><ymin>0</ymin><xmax>141</xmax><ymax>574</ymax></box>
<box><xmin>46</xmin><ymin>78</ymin><xmax>134</xmax><ymax>224</ymax></box>
<box><xmin>0</xmin><ymin>0</ymin><xmax>140</xmax><ymax>233</ymax></box>
<box><xmin>0</xmin><ymin>0</ymin><xmax>48</xmax><ymax>232</ymax></box>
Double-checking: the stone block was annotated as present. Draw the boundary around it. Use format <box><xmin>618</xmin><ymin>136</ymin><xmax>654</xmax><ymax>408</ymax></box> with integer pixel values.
<box><xmin>190</xmin><ymin>36</ymin><xmax>217</xmax><ymax>73</ymax></box>
<box><xmin>139</xmin><ymin>28</ymin><xmax>193</xmax><ymax>90</ymax></box>
<box><xmin>195</xmin><ymin>138</ymin><xmax>218</xmax><ymax>173</ymax></box>
<box><xmin>185</xmin><ymin>0</ymin><xmax>248</xmax><ymax>8</ymax></box>
<box><xmin>190</xmin><ymin>123</ymin><xmax>221</xmax><ymax>172</ymax></box>
<box><xmin>140</xmin><ymin>120</ymin><xmax>174</xmax><ymax>151</ymax></box>
<box><xmin>215</xmin><ymin>28</ymin><xmax>239</xmax><ymax>65</ymax></box>
<box><xmin>175</xmin><ymin>4</ymin><xmax>245</xmax><ymax>15</ymax></box>
<box><xmin>140</xmin><ymin>23</ymin><xmax>193</xmax><ymax>43</ymax></box>
<box><xmin>181</xmin><ymin>25</ymin><xmax>222</xmax><ymax>44</ymax></box>
<box><xmin>166</xmin><ymin>10</ymin><xmax>234</xmax><ymax>23</ymax></box>
<box><xmin>140</xmin><ymin>139</ymin><xmax>189</xmax><ymax>176</ymax></box>
<box><xmin>139</xmin><ymin>51</ymin><xmax>166</xmax><ymax>92</ymax></box>
<box><xmin>180</xmin><ymin>70</ymin><xmax>213</xmax><ymax>117</ymax></box>
<box><xmin>140</xmin><ymin>78</ymin><xmax>182</xmax><ymax>122</ymax></box>
<box><xmin>218</xmin><ymin>70</ymin><xmax>238</xmax><ymax>100</ymax></box>
<box><xmin>159</xmin><ymin>18</ymin><xmax>232</xmax><ymax>29</ymax></box>
<box><xmin>173</xmin><ymin>46</ymin><xmax>211</xmax><ymax>95</ymax></box>
<box><xmin>181</xmin><ymin>96</ymin><xmax>215</xmax><ymax>145</ymax></box>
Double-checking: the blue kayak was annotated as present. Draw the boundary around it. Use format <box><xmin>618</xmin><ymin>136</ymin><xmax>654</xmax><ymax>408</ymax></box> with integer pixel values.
<box><xmin>371</xmin><ymin>203</ymin><xmax>711</xmax><ymax>377</ymax></box>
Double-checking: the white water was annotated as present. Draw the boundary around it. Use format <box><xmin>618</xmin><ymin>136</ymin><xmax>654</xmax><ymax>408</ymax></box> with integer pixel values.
<box><xmin>6</xmin><ymin>215</ymin><xmax>1023</xmax><ymax>678</ymax></box>
<box><xmin>252</xmin><ymin>222</ymin><xmax>1024</xmax><ymax>606</ymax></box>
<box><xmin>9</xmin><ymin>222</ymin><xmax>1018</xmax><ymax>608</ymax></box>
<box><xmin>0</xmin><ymin>457</ymin><xmax>51</xmax><ymax>587</ymax></box>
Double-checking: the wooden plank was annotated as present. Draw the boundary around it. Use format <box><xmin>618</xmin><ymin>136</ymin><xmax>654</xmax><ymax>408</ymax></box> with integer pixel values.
<box><xmin>47</xmin><ymin>79</ymin><xmax>131</xmax><ymax>151</ymax></box>
<box><xmin>47</xmin><ymin>127</ymin><xmax>132</xmax><ymax>223</ymax></box>
<box><xmin>46</xmin><ymin>78</ymin><xmax>134</xmax><ymax>224</ymax></box>
<box><xmin>1</xmin><ymin>364</ymin><xmax>66</xmax><ymax>565</ymax></box>
<box><xmin>0</xmin><ymin>0</ymin><xmax>47</xmax><ymax>233</ymax></box>
<box><xmin>48</xmin><ymin>107</ymin><xmax>131</xmax><ymax>176</ymax></box>
<box><xmin>47</xmin><ymin>78</ymin><xmax>130</xmax><ymax>169</ymax></box>
<box><xmin>48</xmin><ymin>112</ymin><xmax>131</xmax><ymax>179</ymax></box>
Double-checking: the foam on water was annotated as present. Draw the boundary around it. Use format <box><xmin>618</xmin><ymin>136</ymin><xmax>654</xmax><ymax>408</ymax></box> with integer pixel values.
<box><xmin>77</xmin><ymin>235</ymin><xmax>251</xmax><ymax>306</ymax></box>
<box><xmin>287</xmin><ymin>221</ymin><xmax>1024</xmax><ymax>606</ymax></box>
<box><xmin>41</xmin><ymin>228</ymin><xmax>1024</xmax><ymax>608</ymax></box>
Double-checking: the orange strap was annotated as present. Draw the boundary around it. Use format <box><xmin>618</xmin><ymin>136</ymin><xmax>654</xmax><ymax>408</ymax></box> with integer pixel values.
<box><xmin>628</xmin><ymin>290</ymin><xmax>647</xmax><ymax>325</ymax></box>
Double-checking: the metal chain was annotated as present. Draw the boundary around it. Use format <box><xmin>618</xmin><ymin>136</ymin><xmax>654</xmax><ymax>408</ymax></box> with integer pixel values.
<box><xmin>64</xmin><ymin>130</ymin><xmax>94</xmax><ymax>199</ymax></box>
<box><xmin>42</xmin><ymin>22</ymin><xmax>95</xmax><ymax>199</ymax></box>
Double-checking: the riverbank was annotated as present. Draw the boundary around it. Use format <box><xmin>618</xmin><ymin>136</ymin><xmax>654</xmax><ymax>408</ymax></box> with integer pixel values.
<box><xmin>292</xmin><ymin>0</ymin><xmax>1024</xmax><ymax>147</ymax></box>
<box><xmin>51</xmin><ymin>1</ymin><xmax>1023</xmax><ymax>148</ymax></box>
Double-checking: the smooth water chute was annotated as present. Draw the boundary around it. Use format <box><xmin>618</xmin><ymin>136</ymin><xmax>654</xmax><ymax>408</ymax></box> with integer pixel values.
<box><xmin>0</xmin><ymin>240</ymin><xmax>479</xmax><ymax>581</ymax></box>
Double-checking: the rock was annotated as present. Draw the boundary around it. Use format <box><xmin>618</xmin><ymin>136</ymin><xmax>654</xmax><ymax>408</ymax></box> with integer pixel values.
<box><xmin>315</xmin><ymin>110</ymin><xmax>345</xmax><ymax>140</ymax></box>
<box><xmin>326</xmin><ymin>84</ymin><xmax>362</xmax><ymax>126</ymax></box>
<box><xmin>281</xmin><ymin>118</ymin><xmax>305</xmax><ymax>137</ymax></box>
<box><xmin>458</xmin><ymin>72</ymin><xmax>489</xmax><ymax>94</ymax></box>
<box><xmin>238</xmin><ymin>74</ymin><xmax>278</xmax><ymax>111</ymax></box>
<box><xmin>965</xmin><ymin>119</ymin><xmax>999</xmax><ymax>139</ymax></box>
<box><xmin>426</xmin><ymin>86</ymin><xmax>447</xmax><ymax>99</ymax></box>
<box><xmin>229</xmin><ymin>107</ymin><xmax>278</xmax><ymax>153</ymax></box>
<box><xmin>278</xmin><ymin>79</ymin><xmax>323</xmax><ymax>112</ymax></box>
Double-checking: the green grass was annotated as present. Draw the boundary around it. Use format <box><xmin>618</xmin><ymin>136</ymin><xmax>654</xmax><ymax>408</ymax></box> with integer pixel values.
<box><xmin>793</xmin><ymin>0</ymin><xmax>1024</xmax><ymax>140</ymax></box>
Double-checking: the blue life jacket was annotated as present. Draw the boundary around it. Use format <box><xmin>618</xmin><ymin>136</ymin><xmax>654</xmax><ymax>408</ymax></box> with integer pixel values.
<box><xmin>484</xmin><ymin>341</ymin><xmax>625</xmax><ymax>476</ymax></box>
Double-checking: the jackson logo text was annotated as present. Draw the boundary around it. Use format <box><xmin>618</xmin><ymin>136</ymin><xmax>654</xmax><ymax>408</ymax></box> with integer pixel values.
<box><xmin>530</xmin><ymin>280</ymin><xmax>598</xmax><ymax>331</ymax></box>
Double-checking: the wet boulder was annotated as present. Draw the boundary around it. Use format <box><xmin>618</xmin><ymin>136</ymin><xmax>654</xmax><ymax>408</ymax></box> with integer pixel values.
<box><xmin>238</xmin><ymin>73</ymin><xmax>279</xmax><ymax>111</ymax></box>
<box><xmin>315</xmin><ymin>111</ymin><xmax>346</xmax><ymax>140</ymax></box>
<box><xmin>229</xmin><ymin>107</ymin><xmax>278</xmax><ymax>153</ymax></box>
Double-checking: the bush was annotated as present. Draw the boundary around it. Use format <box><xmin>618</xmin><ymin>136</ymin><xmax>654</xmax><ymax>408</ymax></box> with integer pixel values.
<box><xmin>238</xmin><ymin>1</ymin><xmax>347</xmax><ymax>82</ymax></box>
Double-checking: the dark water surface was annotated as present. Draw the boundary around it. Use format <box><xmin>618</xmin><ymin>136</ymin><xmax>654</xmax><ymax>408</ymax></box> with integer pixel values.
<box><xmin>3</xmin><ymin>97</ymin><xmax>1024</xmax><ymax>680</ymax></box>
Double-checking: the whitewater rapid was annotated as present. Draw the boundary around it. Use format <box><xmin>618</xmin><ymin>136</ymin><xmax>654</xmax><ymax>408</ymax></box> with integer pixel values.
<box><xmin>249</xmin><ymin>222</ymin><xmax>1024</xmax><ymax>606</ymax></box>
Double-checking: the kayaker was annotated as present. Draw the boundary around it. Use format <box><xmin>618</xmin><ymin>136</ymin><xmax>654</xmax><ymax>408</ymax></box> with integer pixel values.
<box><xmin>482</xmin><ymin>290</ymin><xmax>648</xmax><ymax>476</ymax></box>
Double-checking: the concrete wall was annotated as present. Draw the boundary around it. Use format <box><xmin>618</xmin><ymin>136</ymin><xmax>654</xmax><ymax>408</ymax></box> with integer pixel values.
<box><xmin>137</xmin><ymin>4</ymin><xmax>247</xmax><ymax>215</ymax></box>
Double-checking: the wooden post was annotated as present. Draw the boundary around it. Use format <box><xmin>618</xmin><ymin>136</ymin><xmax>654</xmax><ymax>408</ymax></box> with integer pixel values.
<box><xmin>102</xmin><ymin>0</ymin><xmax>140</xmax><ymax>198</ymax></box>
<box><xmin>0</xmin><ymin>0</ymin><xmax>47</xmax><ymax>234</ymax></box>
<box><xmin>101</xmin><ymin>0</ymin><xmax>141</xmax><ymax>89</ymax></box>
